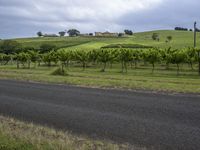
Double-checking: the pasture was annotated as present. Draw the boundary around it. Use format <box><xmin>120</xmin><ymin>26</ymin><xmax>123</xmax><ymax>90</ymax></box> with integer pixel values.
<box><xmin>2</xmin><ymin>30</ymin><xmax>199</xmax><ymax>50</ymax></box>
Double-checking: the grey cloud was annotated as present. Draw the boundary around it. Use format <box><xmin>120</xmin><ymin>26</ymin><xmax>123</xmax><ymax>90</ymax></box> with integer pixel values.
<box><xmin>118</xmin><ymin>0</ymin><xmax>200</xmax><ymax>31</ymax></box>
<box><xmin>0</xmin><ymin>0</ymin><xmax>199</xmax><ymax>39</ymax></box>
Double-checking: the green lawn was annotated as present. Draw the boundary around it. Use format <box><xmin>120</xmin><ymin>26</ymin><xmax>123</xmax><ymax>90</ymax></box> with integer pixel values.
<box><xmin>0</xmin><ymin>63</ymin><xmax>200</xmax><ymax>93</ymax></box>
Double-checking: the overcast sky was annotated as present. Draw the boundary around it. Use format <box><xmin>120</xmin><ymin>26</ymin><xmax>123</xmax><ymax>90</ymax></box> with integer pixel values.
<box><xmin>0</xmin><ymin>0</ymin><xmax>199</xmax><ymax>39</ymax></box>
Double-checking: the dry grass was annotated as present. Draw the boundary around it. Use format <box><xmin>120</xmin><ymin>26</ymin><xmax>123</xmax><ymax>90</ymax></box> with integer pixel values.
<box><xmin>0</xmin><ymin>115</ymin><xmax>146</xmax><ymax>150</ymax></box>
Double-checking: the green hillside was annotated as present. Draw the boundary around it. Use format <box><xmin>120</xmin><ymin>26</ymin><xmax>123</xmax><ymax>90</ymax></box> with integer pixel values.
<box><xmin>72</xmin><ymin>30</ymin><xmax>200</xmax><ymax>49</ymax></box>
<box><xmin>2</xmin><ymin>30</ymin><xmax>200</xmax><ymax>50</ymax></box>
<box><xmin>133</xmin><ymin>30</ymin><xmax>200</xmax><ymax>49</ymax></box>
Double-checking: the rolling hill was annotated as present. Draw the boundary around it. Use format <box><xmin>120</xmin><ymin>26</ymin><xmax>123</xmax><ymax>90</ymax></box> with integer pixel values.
<box><xmin>1</xmin><ymin>30</ymin><xmax>200</xmax><ymax>50</ymax></box>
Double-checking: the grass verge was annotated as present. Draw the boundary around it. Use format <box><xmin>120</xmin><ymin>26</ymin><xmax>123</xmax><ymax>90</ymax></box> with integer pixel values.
<box><xmin>0</xmin><ymin>64</ymin><xmax>200</xmax><ymax>93</ymax></box>
<box><xmin>0</xmin><ymin>115</ymin><xmax>145</xmax><ymax>150</ymax></box>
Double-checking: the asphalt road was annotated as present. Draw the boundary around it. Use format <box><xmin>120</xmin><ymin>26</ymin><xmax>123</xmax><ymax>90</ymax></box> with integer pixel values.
<box><xmin>0</xmin><ymin>79</ymin><xmax>200</xmax><ymax>150</ymax></box>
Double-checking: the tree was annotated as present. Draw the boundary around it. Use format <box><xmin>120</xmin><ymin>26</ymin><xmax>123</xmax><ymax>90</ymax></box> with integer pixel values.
<box><xmin>185</xmin><ymin>47</ymin><xmax>198</xmax><ymax>70</ymax></box>
<box><xmin>131</xmin><ymin>49</ymin><xmax>141</xmax><ymax>69</ymax></box>
<box><xmin>37</xmin><ymin>31</ymin><xmax>43</xmax><ymax>37</ymax></box>
<box><xmin>42</xmin><ymin>51</ymin><xmax>58</xmax><ymax>66</ymax></box>
<box><xmin>74</xmin><ymin>50</ymin><xmax>89</xmax><ymax>70</ymax></box>
<box><xmin>108</xmin><ymin>49</ymin><xmax>118</xmax><ymax>69</ymax></box>
<box><xmin>118</xmin><ymin>33</ymin><xmax>125</xmax><ymax>37</ymax></box>
<box><xmin>40</xmin><ymin>44</ymin><xmax>56</xmax><ymax>54</ymax></box>
<box><xmin>144</xmin><ymin>48</ymin><xmax>161</xmax><ymax>73</ymax></box>
<box><xmin>58</xmin><ymin>31</ymin><xmax>66</xmax><ymax>37</ymax></box>
<box><xmin>118</xmin><ymin>48</ymin><xmax>132</xmax><ymax>73</ymax></box>
<box><xmin>166</xmin><ymin>36</ymin><xmax>172</xmax><ymax>42</ymax></box>
<box><xmin>15</xmin><ymin>52</ymin><xmax>31</xmax><ymax>69</ymax></box>
<box><xmin>124</xmin><ymin>29</ymin><xmax>133</xmax><ymax>35</ymax></box>
<box><xmin>67</xmin><ymin>29</ymin><xmax>80</xmax><ymax>37</ymax></box>
<box><xmin>89</xmin><ymin>33</ymin><xmax>93</xmax><ymax>36</ymax></box>
<box><xmin>5</xmin><ymin>54</ymin><xmax>13</xmax><ymax>65</ymax></box>
<box><xmin>160</xmin><ymin>47</ymin><xmax>173</xmax><ymax>69</ymax></box>
<box><xmin>0</xmin><ymin>54</ymin><xmax>12</xmax><ymax>65</ymax></box>
<box><xmin>152</xmin><ymin>33</ymin><xmax>159</xmax><ymax>41</ymax></box>
<box><xmin>0</xmin><ymin>40</ymin><xmax>21</xmax><ymax>54</ymax></box>
<box><xmin>170</xmin><ymin>49</ymin><xmax>186</xmax><ymax>75</ymax></box>
<box><xmin>57</xmin><ymin>49</ymin><xmax>72</xmax><ymax>73</ymax></box>
<box><xmin>0</xmin><ymin>54</ymin><xmax>3</xmax><ymax>65</ymax></box>
<box><xmin>37</xmin><ymin>54</ymin><xmax>43</xmax><ymax>66</ymax></box>
<box><xmin>27</xmin><ymin>50</ymin><xmax>39</xmax><ymax>68</ymax></box>
<box><xmin>88</xmin><ymin>49</ymin><xmax>99</xmax><ymax>65</ymax></box>
<box><xmin>97</xmin><ymin>49</ymin><xmax>113</xmax><ymax>72</ymax></box>
<box><xmin>174</xmin><ymin>27</ymin><xmax>188</xmax><ymax>31</ymax></box>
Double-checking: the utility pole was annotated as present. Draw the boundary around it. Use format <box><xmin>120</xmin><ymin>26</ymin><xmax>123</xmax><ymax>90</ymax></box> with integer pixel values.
<box><xmin>195</xmin><ymin>22</ymin><xmax>200</xmax><ymax>75</ymax></box>
<box><xmin>194</xmin><ymin>21</ymin><xmax>197</xmax><ymax>47</ymax></box>
<box><xmin>198</xmin><ymin>50</ymin><xmax>200</xmax><ymax>75</ymax></box>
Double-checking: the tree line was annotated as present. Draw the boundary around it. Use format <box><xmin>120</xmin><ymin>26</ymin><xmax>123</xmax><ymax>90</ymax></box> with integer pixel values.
<box><xmin>0</xmin><ymin>47</ymin><xmax>199</xmax><ymax>75</ymax></box>
<box><xmin>0</xmin><ymin>40</ymin><xmax>58</xmax><ymax>54</ymax></box>
<box><xmin>175</xmin><ymin>27</ymin><xmax>189</xmax><ymax>31</ymax></box>
<box><xmin>37</xmin><ymin>29</ymin><xmax>81</xmax><ymax>37</ymax></box>
<box><xmin>37</xmin><ymin>29</ymin><xmax>134</xmax><ymax>37</ymax></box>
<box><xmin>175</xmin><ymin>27</ymin><xmax>200</xmax><ymax>32</ymax></box>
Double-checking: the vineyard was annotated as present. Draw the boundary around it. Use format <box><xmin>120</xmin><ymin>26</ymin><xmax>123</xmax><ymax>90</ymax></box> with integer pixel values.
<box><xmin>0</xmin><ymin>47</ymin><xmax>200</xmax><ymax>75</ymax></box>
<box><xmin>0</xmin><ymin>30</ymin><xmax>200</xmax><ymax>93</ymax></box>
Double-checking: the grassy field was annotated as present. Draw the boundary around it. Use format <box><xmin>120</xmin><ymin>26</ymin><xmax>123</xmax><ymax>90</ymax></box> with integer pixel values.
<box><xmin>14</xmin><ymin>36</ymin><xmax>128</xmax><ymax>50</ymax></box>
<box><xmin>2</xmin><ymin>30</ymin><xmax>200</xmax><ymax>50</ymax></box>
<box><xmin>69</xmin><ymin>30</ymin><xmax>200</xmax><ymax>50</ymax></box>
<box><xmin>0</xmin><ymin>115</ymin><xmax>143</xmax><ymax>150</ymax></box>
<box><xmin>0</xmin><ymin>63</ymin><xmax>200</xmax><ymax>93</ymax></box>
<box><xmin>131</xmin><ymin>30</ymin><xmax>200</xmax><ymax>49</ymax></box>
